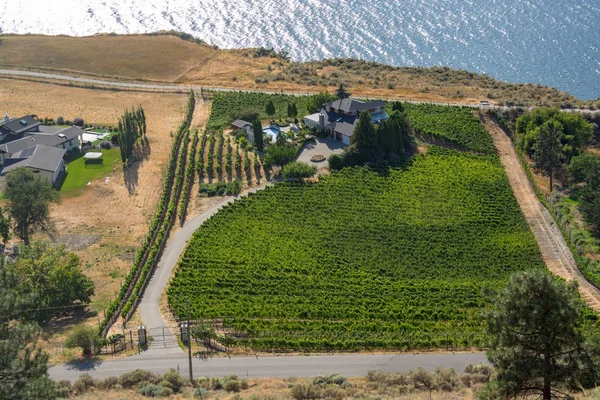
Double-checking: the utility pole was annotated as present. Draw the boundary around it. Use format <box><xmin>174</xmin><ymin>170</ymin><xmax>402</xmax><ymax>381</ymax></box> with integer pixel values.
<box><xmin>187</xmin><ymin>296</ymin><xmax>193</xmax><ymax>382</ymax></box>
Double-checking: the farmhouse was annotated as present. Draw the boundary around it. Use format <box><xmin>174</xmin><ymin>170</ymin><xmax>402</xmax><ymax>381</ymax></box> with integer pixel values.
<box><xmin>304</xmin><ymin>99</ymin><xmax>388</xmax><ymax>145</ymax></box>
<box><xmin>0</xmin><ymin>113</ymin><xmax>82</xmax><ymax>185</ymax></box>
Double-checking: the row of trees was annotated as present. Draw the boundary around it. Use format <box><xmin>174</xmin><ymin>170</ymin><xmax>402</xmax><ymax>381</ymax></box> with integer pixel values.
<box><xmin>117</xmin><ymin>105</ymin><xmax>147</xmax><ymax>163</ymax></box>
<box><xmin>569</xmin><ymin>153</ymin><xmax>600</xmax><ymax>236</ymax></box>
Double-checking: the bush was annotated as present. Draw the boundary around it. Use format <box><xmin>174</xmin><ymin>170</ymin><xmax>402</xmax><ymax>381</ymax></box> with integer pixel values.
<box><xmin>290</xmin><ymin>383</ymin><xmax>321</xmax><ymax>400</ymax></box>
<box><xmin>56</xmin><ymin>116</ymin><xmax>65</xmax><ymax>125</ymax></box>
<box><xmin>118</xmin><ymin>369</ymin><xmax>160</xmax><ymax>388</ymax></box>
<box><xmin>226</xmin><ymin>180</ymin><xmax>243</xmax><ymax>196</ymax></box>
<box><xmin>96</xmin><ymin>376</ymin><xmax>119</xmax><ymax>390</ymax></box>
<box><xmin>282</xmin><ymin>161</ymin><xmax>317</xmax><ymax>180</ymax></box>
<box><xmin>162</xmin><ymin>369</ymin><xmax>185</xmax><ymax>393</ymax></box>
<box><xmin>433</xmin><ymin>367</ymin><xmax>461</xmax><ymax>391</ymax></box>
<box><xmin>264</xmin><ymin>144</ymin><xmax>297</xmax><ymax>167</ymax></box>
<box><xmin>111</xmin><ymin>134</ymin><xmax>119</xmax><ymax>144</ymax></box>
<box><xmin>139</xmin><ymin>383</ymin><xmax>172</xmax><ymax>397</ymax></box>
<box><xmin>194</xmin><ymin>387</ymin><xmax>210</xmax><ymax>398</ymax></box>
<box><xmin>72</xmin><ymin>374</ymin><xmax>96</xmax><ymax>395</ymax></box>
<box><xmin>73</xmin><ymin>117</ymin><xmax>84</xmax><ymax>127</ymax></box>
<box><xmin>211</xmin><ymin>377</ymin><xmax>223</xmax><ymax>390</ymax></box>
<box><xmin>410</xmin><ymin>367</ymin><xmax>434</xmax><ymax>390</ymax></box>
<box><xmin>223</xmin><ymin>378</ymin><xmax>241</xmax><ymax>392</ymax></box>
<box><xmin>65</xmin><ymin>325</ymin><xmax>100</xmax><ymax>357</ymax></box>
<box><xmin>55</xmin><ymin>380</ymin><xmax>72</xmax><ymax>398</ymax></box>
<box><xmin>313</xmin><ymin>373</ymin><xmax>347</xmax><ymax>386</ymax></box>
<box><xmin>99</xmin><ymin>140</ymin><xmax>112</xmax><ymax>150</ymax></box>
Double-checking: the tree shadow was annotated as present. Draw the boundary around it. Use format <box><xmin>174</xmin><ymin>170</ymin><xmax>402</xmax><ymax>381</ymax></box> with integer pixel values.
<box><xmin>41</xmin><ymin>308</ymin><xmax>97</xmax><ymax>342</ymax></box>
<box><xmin>123</xmin><ymin>139</ymin><xmax>152</xmax><ymax>194</ymax></box>
<box><xmin>65</xmin><ymin>357</ymin><xmax>103</xmax><ymax>371</ymax></box>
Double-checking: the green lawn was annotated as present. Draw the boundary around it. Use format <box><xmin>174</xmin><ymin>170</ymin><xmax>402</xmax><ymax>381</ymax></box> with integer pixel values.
<box><xmin>60</xmin><ymin>148</ymin><xmax>121</xmax><ymax>197</ymax></box>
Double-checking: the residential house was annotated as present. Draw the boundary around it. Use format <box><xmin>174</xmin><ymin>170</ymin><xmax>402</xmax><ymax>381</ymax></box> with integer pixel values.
<box><xmin>2</xmin><ymin>145</ymin><xmax>66</xmax><ymax>185</ymax></box>
<box><xmin>0</xmin><ymin>113</ymin><xmax>82</xmax><ymax>186</ymax></box>
<box><xmin>304</xmin><ymin>99</ymin><xmax>388</xmax><ymax>145</ymax></box>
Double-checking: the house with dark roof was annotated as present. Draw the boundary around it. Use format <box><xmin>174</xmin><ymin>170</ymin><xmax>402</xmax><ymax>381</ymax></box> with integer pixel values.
<box><xmin>304</xmin><ymin>99</ymin><xmax>388</xmax><ymax>145</ymax></box>
<box><xmin>2</xmin><ymin>145</ymin><xmax>66</xmax><ymax>186</ymax></box>
<box><xmin>0</xmin><ymin>113</ymin><xmax>82</xmax><ymax>186</ymax></box>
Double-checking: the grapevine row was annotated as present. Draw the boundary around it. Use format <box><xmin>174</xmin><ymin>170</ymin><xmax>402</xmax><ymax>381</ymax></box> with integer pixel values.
<box><xmin>99</xmin><ymin>91</ymin><xmax>195</xmax><ymax>336</ymax></box>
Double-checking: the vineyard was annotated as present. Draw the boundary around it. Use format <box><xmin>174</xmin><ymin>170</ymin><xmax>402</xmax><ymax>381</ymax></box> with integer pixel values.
<box><xmin>99</xmin><ymin>91</ymin><xmax>196</xmax><ymax>336</ymax></box>
<box><xmin>207</xmin><ymin>91</ymin><xmax>332</xmax><ymax>129</ymax></box>
<box><xmin>402</xmin><ymin>103</ymin><xmax>495</xmax><ymax>154</ymax></box>
<box><xmin>168</xmin><ymin>147</ymin><xmax>547</xmax><ymax>351</ymax></box>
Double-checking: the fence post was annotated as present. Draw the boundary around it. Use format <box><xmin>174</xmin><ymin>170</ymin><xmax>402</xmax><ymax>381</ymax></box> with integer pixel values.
<box><xmin>130</xmin><ymin>330</ymin><xmax>133</xmax><ymax>350</ymax></box>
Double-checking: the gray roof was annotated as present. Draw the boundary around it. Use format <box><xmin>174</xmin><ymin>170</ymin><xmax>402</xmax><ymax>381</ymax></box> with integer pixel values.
<box><xmin>0</xmin><ymin>115</ymin><xmax>40</xmax><ymax>135</ymax></box>
<box><xmin>328</xmin><ymin>99</ymin><xmax>386</xmax><ymax>113</ymax></box>
<box><xmin>231</xmin><ymin>119</ymin><xmax>252</xmax><ymax>129</ymax></box>
<box><xmin>333</xmin><ymin>121</ymin><xmax>357</xmax><ymax>137</ymax></box>
<box><xmin>2</xmin><ymin>145</ymin><xmax>66</xmax><ymax>174</ymax></box>
<box><xmin>0</xmin><ymin>126</ymin><xmax>82</xmax><ymax>154</ymax></box>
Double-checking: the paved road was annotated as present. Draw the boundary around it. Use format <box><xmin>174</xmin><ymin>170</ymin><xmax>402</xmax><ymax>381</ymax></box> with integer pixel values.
<box><xmin>48</xmin><ymin>352</ymin><xmax>488</xmax><ymax>382</ymax></box>
<box><xmin>2</xmin><ymin>68</ymin><xmax>597</xmax><ymax>113</ymax></box>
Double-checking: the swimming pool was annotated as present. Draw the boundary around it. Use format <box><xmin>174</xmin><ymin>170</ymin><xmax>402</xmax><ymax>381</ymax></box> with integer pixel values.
<box><xmin>263</xmin><ymin>126</ymin><xmax>280</xmax><ymax>140</ymax></box>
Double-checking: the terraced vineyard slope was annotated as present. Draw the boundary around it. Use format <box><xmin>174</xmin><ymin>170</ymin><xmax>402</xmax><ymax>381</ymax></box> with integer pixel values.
<box><xmin>168</xmin><ymin>147</ymin><xmax>548</xmax><ymax>351</ymax></box>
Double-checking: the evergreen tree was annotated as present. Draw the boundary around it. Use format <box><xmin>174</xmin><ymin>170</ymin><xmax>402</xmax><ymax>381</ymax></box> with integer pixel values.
<box><xmin>292</xmin><ymin>103</ymin><xmax>298</xmax><ymax>118</ymax></box>
<box><xmin>391</xmin><ymin>101</ymin><xmax>405</xmax><ymax>113</ymax></box>
<box><xmin>0</xmin><ymin>207</ymin><xmax>10</xmax><ymax>244</ymax></box>
<box><xmin>265</xmin><ymin>100</ymin><xmax>275</xmax><ymax>121</ymax></box>
<box><xmin>486</xmin><ymin>270</ymin><xmax>599</xmax><ymax>400</ymax></box>
<box><xmin>252</xmin><ymin>120</ymin><xmax>264</xmax><ymax>152</ymax></box>
<box><xmin>532</xmin><ymin>120</ymin><xmax>565</xmax><ymax>190</ymax></box>
<box><xmin>336</xmin><ymin>83</ymin><xmax>350</xmax><ymax>99</ymax></box>
<box><xmin>0</xmin><ymin>261</ymin><xmax>56</xmax><ymax>399</ymax></box>
<box><xmin>350</xmin><ymin>111</ymin><xmax>377</xmax><ymax>160</ymax></box>
<box><xmin>287</xmin><ymin>104</ymin><xmax>293</xmax><ymax>118</ymax></box>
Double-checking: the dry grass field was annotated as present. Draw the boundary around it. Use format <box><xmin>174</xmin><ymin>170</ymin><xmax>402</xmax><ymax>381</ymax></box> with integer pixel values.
<box><xmin>3</xmin><ymin>33</ymin><xmax>595</xmax><ymax>108</ymax></box>
<box><xmin>0</xmin><ymin>77</ymin><xmax>189</xmax><ymax>360</ymax></box>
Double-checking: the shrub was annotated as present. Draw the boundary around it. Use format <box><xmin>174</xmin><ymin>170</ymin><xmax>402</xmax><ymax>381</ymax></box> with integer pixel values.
<box><xmin>65</xmin><ymin>325</ymin><xmax>100</xmax><ymax>357</ymax></box>
<box><xmin>410</xmin><ymin>367</ymin><xmax>434</xmax><ymax>390</ymax></box>
<box><xmin>111</xmin><ymin>134</ymin><xmax>119</xmax><ymax>144</ymax></box>
<box><xmin>321</xmin><ymin>385</ymin><xmax>345</xmax><ymax>400</ymax></box>
<box><xmin>96</xmin><ymin>376</ymin><xmax>118</xmax><ymax>390</ymax></box>
<box><xmin>118</xmin><ymin>369</ymin><xmax>160</xmax><ymax>388</ymax></box>
<box><xmin>223</xmin><ymin>379</ymin><xmax>241</xmax><ymax>392</ymax></box>
<box><xmin>290</xmin><ymin>383</ymin><xmax>321</xmax><ymax>400</ymax></box>
<box><xmin>211</xmin><ymin>377</ymin><xmax>223</xmax><ymax>390</ymax></box>
<box><xmin>72</xmin><ymin>373</ymin><xmax>96</xmax><ymax>395</ymax></box>
<box><xmin>264</xmin><ymin>144</ymin><xmax>297</xmax><ymax>167</ymax></box>
<box><xmin>313</xmin><ymin>373</ymin><xmax>347</xmax><ymax>386</ymax></box>
<box><xmin>433</xmin><ymin>367</ymin><xmax>461</xmax><ymax>391</ymax></box>
<box><xmin>73</xmin><ymin>117</ymin><xmax>84</xmax><ymax>127</ymax></box>
<box><xmin>226</xmin><ymin>180</ymin><xmax>243</xmax><ymax>196</ymax></box>
<box><xmin>99</xmin><ymin>140</ymin><xmax>112</xmax><ymax>150</ymax></box>
<box><xmin>55</xmin><ymin>380</ymin><xmax>72</xmax><ymax>398</ymax></box>
<box><xmin>139</xmin><ymin>383</ymin><xmax>171</xmax><ymax>397</ymax></box>
<box><xmin>194</xmin><ymin>377</ymin><xmax>211</xmax><ymax>389</ymax></box>
<box><xmin>282</xmin><ymin>161</ymin><xmax>317</xmax><ymax>180</ymax></box>
<box><xmin>194</xmin><ymin>387</ymin><xmax>210</xmax><ymax>398</ymax></box>
<box><xmin>56</xmin><ymin>116</ymin><xmax>65</xmax><ymax>125</ymax></box>
<box><xmin>162</xmin><ymin>369</ymin><xmax>185</xmax><ymax>393</ymax></box>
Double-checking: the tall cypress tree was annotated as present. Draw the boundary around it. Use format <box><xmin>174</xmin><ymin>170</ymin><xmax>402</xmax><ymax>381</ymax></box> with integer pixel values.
<box><xmin>253</xmin><ymin>119</ymin><xmax>264</xmax><ymax>152</ymax></box>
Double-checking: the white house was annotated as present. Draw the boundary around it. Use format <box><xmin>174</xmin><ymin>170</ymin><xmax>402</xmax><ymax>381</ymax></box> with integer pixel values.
<box><xmin>2</xmin><ymin>145</ymin><xmax>66</xmax><ymax>186</ymax></box>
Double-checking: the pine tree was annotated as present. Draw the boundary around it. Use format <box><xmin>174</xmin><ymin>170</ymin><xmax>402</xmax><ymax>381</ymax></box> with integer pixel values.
<box><xmin>350</xmin><ymin>111</ymin><xmax>377</xmax><ymax>160</ymax></box>
<box><xmin>0</xmin><ymin>262</ymin><xmax>56</xmax><ymax>399</ymax></box>
<box><xmin>265</xmin><ymin>100</ymin><xmax>275</xmax><ymax>121</ymax></box>
<box><xmin>336</xmin><ymin>83</ymin><xmax>350</xmax><ymax>99</ymax></box>
<box><xmin>532</xmin><ymin>120</ymin><xmax>565</xmax><ymax>190</ymax></box>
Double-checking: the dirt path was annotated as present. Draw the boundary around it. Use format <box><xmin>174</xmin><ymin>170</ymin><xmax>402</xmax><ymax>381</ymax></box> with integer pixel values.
<box><xmin>485</xmin><ymin>115</ymin><xmax>600</xmax><ymax>311</ymax></box>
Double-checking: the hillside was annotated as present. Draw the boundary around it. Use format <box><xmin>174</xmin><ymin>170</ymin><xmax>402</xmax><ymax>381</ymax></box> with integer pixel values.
<box><xmin>1</xmin><ymin>33</ymin><xmax>597</xmax><ymax>108</ymax></box>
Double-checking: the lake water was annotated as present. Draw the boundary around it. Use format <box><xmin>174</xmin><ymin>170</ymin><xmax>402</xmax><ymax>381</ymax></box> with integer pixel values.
<box><xmin>1</xmin><ymin>0</ymin><xmax>598</xmax><ymax>99</ymax></box>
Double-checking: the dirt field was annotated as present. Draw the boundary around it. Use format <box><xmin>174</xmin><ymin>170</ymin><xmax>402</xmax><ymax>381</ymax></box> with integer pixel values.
<box><xmin>0</xmin><ymin>78</ymin><xmax>189</xmax><ymax>360</ymax></box>
<box><xmin>485</xmin><ymin>115</ymin><xmax>600</xmax><ymax>311</ymax></box>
